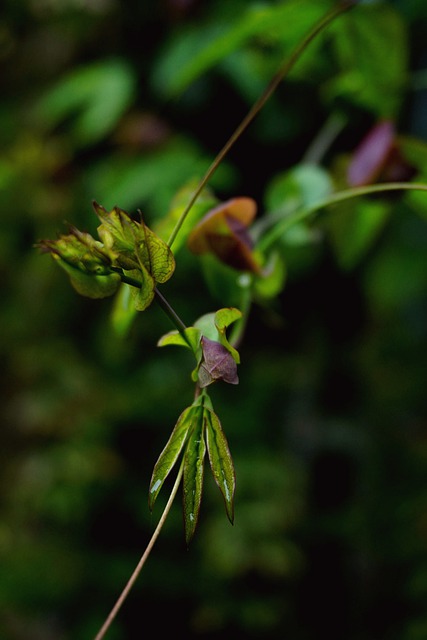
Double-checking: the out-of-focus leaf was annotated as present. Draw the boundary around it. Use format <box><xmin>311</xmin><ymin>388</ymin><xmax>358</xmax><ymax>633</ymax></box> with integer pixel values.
<box><xmin>200</xmin><ymin>254</ymin><xmax>251</xmax><ymax>308</ymax></box>
<box><xmin>327</xmin><ymin>198</ymin><xmax>391</xmax><ymax>270</ymax></box>
<box><xmin>36</xmin><ymin>59</ymin><xmax>136</xmax><ymax>145</ymax></box>
<box><xmin>152</xmin><ymin>0</ymin><xmax>329</xmax><ymax>97</ymax></box>
<box><xmin>154</xmin><ymin>180</ymin><xmax>218</xmax><ymax>249</ymax></box>
<box><xmin>84</xmin><ymin>137</ymin><xmax>234</xmax><ymax>216</ymax></box>
<box><xmin>148</xmin><ymin>405</ymin><xmax>197</xmax><ymax>511</ymax></box>
<box><xmin>265</xmin><ymin>163</ymin><xmax>333</xmax><ymax>214</ymax></box>
<box><xmin>364</xmin><ymin>232</ymin><xmax>427</xmax><ymax>313</ymax></box>
<box><xmin>205</xmin><ymin>407</ymin><xmax>235</xmax><ymax>524</ymax></box>
<box><xmin>258</xmin><ymin>164</ymin><xmax>333</xmax><ymax>251</ymax></box>
<box><xmin>187</xmin><ymin>197</ymin><xmax>261</xmax><ymax>273</ymax></box>
<box><xmin>253</xmin><ymin>250</ymin><xmax>286</xmax><ymax>300</ymax></box>
<box><xmin>328</xmin><ymin>4</ymin><xmax>407</xmax><ymax>116</ymax></box>
<box><xmin>399</xmin><ymin>137</ymin><xmax>427</xmax><ymax>219</ymax></box>
<box><xmin>347</xmin><ymin>121</ymin><xmax>396</xmax><ymax>187</ymax></box>
<box><xmin>110</xmin><ymin>284</ymin><xmax>137</xmax><ymax>338</ymax></box>
<box><xmin>183</xmin><ymin>408</ymin><xmax>206</xmax><ymax>544</ymax></box>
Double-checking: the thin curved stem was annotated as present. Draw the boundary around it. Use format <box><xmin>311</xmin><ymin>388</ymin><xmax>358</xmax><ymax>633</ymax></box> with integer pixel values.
<box><xmin>166</xmin><ymin>0</ymin><xmax>357</xmax><ymax>249</ymax></box>
<box><xmin>257</xmin><ymin>182</ymin><xmax>427</xmax><ymax>252</ymax></box>
<box><xmin>94</xmin><ymin>461</ymin><xmax>184</xmax><ymax>640</ymax></box>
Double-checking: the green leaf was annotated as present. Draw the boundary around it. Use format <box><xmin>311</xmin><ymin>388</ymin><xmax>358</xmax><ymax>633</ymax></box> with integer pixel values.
<box><xmin>182</xmin><ymin>408</ymin><xmax>206</xmax><ymax>545</ymax></box>
<box><xmin>36</xmin><ymin>58</ymin><xmax>136</xmax><ymax>146</ymax></box>
<box><xmin>110</xmin><ymin>283</ymin><xmax>137</xmax><ymax>337</ymax></box>
<box><xmin>194</xmin><ymin>307</ymin><xmax>242</xmax><ymax>364</ymax></box>
<box><xmin>214</xmin><ymin>307</ymin><xmax>242</xmax><ymax>364</ymax></box>
<box><xmin>157</xmin><ymin>327</ymin><xmax>202</xmax><ymax>354</ymax></box>
<box><xmin>135</xmin><ymin>221</ymin><xmax>175</xmax><ymax>284</ymax></box>
<box><xmin>253</xmin><ymin>250</ymin><xmax>287</xmax><ymax>300</ymax></box>
<box><xmin>85</xmin><ymin>137</ymin><xmax>234</xmax><ymax>217</ymax></box>
<box><xmin>148</xmin><ymin>405</ymin><xmax>196</xmax><ymax>511</ymax></box>
<box><xmin>328</xmin><ymin>4</ymin><xmax>407</xmax><ymax>117</ymax></box>
<box><xmin>154</xmin><ymin>180</ymin><xmax>218</xmax><ymax>251</ymax></box>
<box><xmin>200</xmin><ymin>254</ymin><xmax>251</xmax><ymax>309</ymax></box>
<box><xmin>129</xmin><ymin>263</ymin><xmax>155</xmax><ymax>312</ymax></box>
<box><xmin>57</xmin><ymin>260</ymin><xmax>121</xmax><ymax>298</ymax></box>
<box><xmin>152</xmin><ymin>0</ymin><xmax>328</xmax><ymax>97</ymax></box>
<box><xmin>205</xmin><ymin>408</ymin><xmax>236</xmax><ymax>524</ymax></box>
<box><xmin>265</xmin><ymin>163</ymin><xmax>333</xmax><ymax>214</ymax></box>
<box><xmin>327</xmin><ymin>198</ymin><xmax>391</xmax><ymax>270</ymax></box>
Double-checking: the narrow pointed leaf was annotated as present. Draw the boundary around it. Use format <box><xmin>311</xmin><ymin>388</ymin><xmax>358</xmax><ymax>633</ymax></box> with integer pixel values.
<box><xmin>205</xmin><ymin>408</ymin><xmax>236</xmax><ymax>524</ymax></box>
<box><xmin>148</xmin><ymin>406</ymin><xmax>195</xmax><ymax>511</ymax></box>
<box><xmin>182</xmin><ymin>408</ymin><xmax>206</xmax><ymax>544</ymax></box>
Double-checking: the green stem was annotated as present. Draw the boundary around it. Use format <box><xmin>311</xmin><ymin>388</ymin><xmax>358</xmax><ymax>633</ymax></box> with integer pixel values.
<box><xmin>257</xmin><ymin>182</ymin><xmax>427</xmax><ymax>253</ymax></box>
<box><xmin>154</xmin><ymin>287</ymin><xmax>188</xmax><ymax>335</ymax></box>
<box><xmin>166</xmin><ymin>0</ymin><xmax>357</xmax><ymax>250</ymax></box>
<box><xmin>302</xmin><ymin>112</ymin><xmax>348</xmax><ymax>165</ymax></box>
<box><xmin>94</xmin><ymin>461</ymin><xmax>184</xmax><ymax>640</ymax></box>
<box><xmin>229</xmin><ymin>281</ymin><xmax>252</xmax><ymax>350</ymax></box>
<box><xmin>117</xmin><ymin>271</ymin><xmax>189</xmax><ymax>342</ymax></box>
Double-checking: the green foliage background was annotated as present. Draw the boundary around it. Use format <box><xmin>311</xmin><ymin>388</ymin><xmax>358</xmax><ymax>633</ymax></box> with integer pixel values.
<box><xmin>1</xmin><ymin>0</ymin><xmax>427</xmax><ymax>638</ymax></box>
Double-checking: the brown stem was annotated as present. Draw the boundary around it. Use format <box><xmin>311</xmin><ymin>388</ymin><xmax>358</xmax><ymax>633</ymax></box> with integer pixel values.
<box><xmin>166</xmin><ymin>0</ymin><xmax>357</xmax><ymax>249</ymax></box>
<box><xmin>94</xmin><ymin>461</ymin><xmax>184</xmax><ymax>640</ymax></box>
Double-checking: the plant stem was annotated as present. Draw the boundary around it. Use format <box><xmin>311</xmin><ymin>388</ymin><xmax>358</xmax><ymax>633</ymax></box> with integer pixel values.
<box><xmin>94</xmin><ymin>461</ymin><xmax>184</xmax><ymax>640</ymax></box>
<box><xmin>257</xmin><ymin>182</ymin><xmax>427</xmax><ymax>252</ymax></box>
<box><xmin>166</xmin><ymin>0</ymin><xmax>357</xmax><ymax>250</ymax></box>
<box><xmin>302</xmin><ymin>112</ymin><xmax>348</xmax><ymax>165</ymax></box>
<box><xmin>154</xmin><ymin>287</ymin><xmax>187</xmax><ymax>334</ymax></box>
<box><xmin>118</xmin><ymin>271</ymin><xmax>189</xmax><ymax>340</ymax></box>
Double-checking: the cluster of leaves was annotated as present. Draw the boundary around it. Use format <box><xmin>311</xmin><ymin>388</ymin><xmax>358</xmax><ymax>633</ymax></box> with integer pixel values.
<box><xmin>39</xmin><ymin>198</ymin><xmax>249</xmax><ymax>541</ymax></box>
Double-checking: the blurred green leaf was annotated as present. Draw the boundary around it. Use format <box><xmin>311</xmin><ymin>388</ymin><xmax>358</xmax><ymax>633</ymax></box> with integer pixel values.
<box><xmin>265</xmin><ymin>163</ymin><xmax>334</xmax><ymax>214</ymax></box>
<box><xmin>154</xmin><ymin>0</ymin><xmax>330</xmax><ymax>96</ymax></box>
<box><xmin>37</xmin><ymin>58</ymin><xmax>136</xmax><ymax>145</ymax></box>
<box><xmin>110</xmin><ymin>283</ymin><xmax>137</xmax><ymax>337</ymax></box>
<box><xmin>152</xmin><ymin>0</ymin><xmax>330</xmax><ymax>97</ymax></box>
<box><xmin>327</xmin><ymin>198</ymin><xmax>391</xmax><ymax>269</ymax></box>
<box><xmin>399</xmin><ymin>136</ymin><xmax>427</xmax><ymax>218</ymax></box>
<box><xmin>328</xmin><ymin>4</ymin><xmax>408</xmax><ymax>116</ymax></box>
<box><xmin>154</xmin><ymin>180</ymin><xmax>218</xmax><ymax>250</ymax></box>
<box><xmin>84</xmin><ymin>137</ymin><xmax>234</xmax><ymax>215</ymax></box>
<box><xmin>253</xmin><ymin>250</ymin><xmax>287</xmax><ymax>300</ymax></box>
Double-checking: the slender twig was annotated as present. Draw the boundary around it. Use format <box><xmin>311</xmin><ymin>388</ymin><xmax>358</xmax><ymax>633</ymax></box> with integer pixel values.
<box><xmin>94</xmin><ymin>461</ymin><xmax>184</xmax><ymax>640</ymax></box>
<box><xmin>302</xmin><ymin>112</ymin><xmax>348</xmax><ymax>165</ymax></box>
<box><xmin>257</xmin><ymin>182</ymin><xmax>427</xmax><ymax>252</ymax></box>
<box><xmin>154</xmin><ymin>287</ymin><xmax>187</xmax><ymax>334</ymax></box>
<box><xmin>166</xmin><ymin>0</ymin><xmax>357</xmax><ymax>249</ymax></box>
<box><xmin>117</xmin><ymin>271</ymin><xmax>189</xmax><ymax>339</ymax></box>
<box><xmin>93</xmin><ymin>4</ymin><xmax>360</xmax><ymax>638</ymax></box>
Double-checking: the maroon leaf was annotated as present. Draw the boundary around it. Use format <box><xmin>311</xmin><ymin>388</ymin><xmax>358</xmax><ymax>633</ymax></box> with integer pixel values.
<box><xmin>198</xmin><ymin>337</ymin><xmax>239</xmax><ymax>388</ymax></box>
